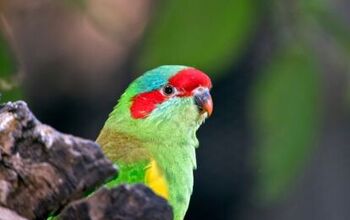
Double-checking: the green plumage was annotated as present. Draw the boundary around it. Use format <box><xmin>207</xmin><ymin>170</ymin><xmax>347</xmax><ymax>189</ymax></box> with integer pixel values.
<box><xmin>96</xmin><ymin>65</ymin><xmax>210</xmax><ymax>220</ymax></box>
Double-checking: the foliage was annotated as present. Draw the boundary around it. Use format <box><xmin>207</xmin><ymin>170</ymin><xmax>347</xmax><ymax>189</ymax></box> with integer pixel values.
<box><xmin>0</xmin><ymin>33</ymin><xmax>21</xmax><ymax>102</ymax></box>
<box><xmin>251</xmin><ymin>45</ymin><xmax>321</xmax><ymax>203</ymax></box>
<box><xmin>138</xmin><ymin>0</ymin><xmax>258</xmax><ymax>78</ymax></box>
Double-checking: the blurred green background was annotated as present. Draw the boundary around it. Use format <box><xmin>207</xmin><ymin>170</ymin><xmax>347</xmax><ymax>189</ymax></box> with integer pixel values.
<box><xmin>1</xmin><ymin>0</ymin><xmax>349</xmax><ymax>219</ymax></box>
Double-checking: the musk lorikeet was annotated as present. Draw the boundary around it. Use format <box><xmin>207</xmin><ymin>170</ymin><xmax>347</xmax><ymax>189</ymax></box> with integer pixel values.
<box><xmin>96</xmin><ymin>65</ymin><xmax>213</xmax><ymax>220</ymax></box>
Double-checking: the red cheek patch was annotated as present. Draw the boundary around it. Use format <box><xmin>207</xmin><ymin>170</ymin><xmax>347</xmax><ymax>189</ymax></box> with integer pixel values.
<box><xmin>130</xmin><ymin>90</ymin><xmax>166</xmax><ymax>119</ymax></box>
<box><xmin>169</xmin><ymin>68</ymin><xmax>212</xmax><ymax>97</ymax></box>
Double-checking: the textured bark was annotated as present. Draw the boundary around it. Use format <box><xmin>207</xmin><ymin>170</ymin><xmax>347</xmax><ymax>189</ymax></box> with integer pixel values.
<box><xmin>0</xmin><ymin>100</ymin><xmax>117</xmax><ymax>219</ymax></box>
<box><xmin>59</xmin><ymin>184</ymin><xmax>173</xmax><ymax>220</ymax></box>
<box><xmin>0</xmin><ymin>207</ymin><xmax>28</xmax><ymax>220</ymax></box>
<box><xmin>0</xmin><ymin>101</ymin><xmax>172</xmax><ymax>220</ymax></box>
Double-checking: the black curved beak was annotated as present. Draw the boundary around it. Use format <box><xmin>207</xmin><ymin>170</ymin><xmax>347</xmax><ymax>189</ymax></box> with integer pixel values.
<box><xmin>194</xmin><ymin>89</ymin><xmax>213</xmax><ymax>116</ymax></box>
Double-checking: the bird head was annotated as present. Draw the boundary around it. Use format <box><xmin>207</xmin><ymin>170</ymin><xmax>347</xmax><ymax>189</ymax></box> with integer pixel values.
<box><xmin>108</xmin><ymin>65</ymin><xmax>213</xmax><ymax>141</ymax></box>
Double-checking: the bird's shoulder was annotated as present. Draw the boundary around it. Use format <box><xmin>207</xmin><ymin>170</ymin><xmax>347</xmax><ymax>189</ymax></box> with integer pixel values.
<box><xmin>96</xmin><ymin>127</ymin><xmax>151</xmax><ymax>163</ymax></box>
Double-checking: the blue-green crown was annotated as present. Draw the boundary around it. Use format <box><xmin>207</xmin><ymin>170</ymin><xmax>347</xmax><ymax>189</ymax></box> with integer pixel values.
<box><xmin>131</xmin><ymin>65</ymin><xmax>188</xmax><ymax>93</ymax></box>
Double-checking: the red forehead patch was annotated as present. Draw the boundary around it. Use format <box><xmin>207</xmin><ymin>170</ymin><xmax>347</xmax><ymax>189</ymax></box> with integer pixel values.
<box><xmin>169</xmin><ymin>68</ymin><xmax>212</xmax><ymax>96</ymax></box>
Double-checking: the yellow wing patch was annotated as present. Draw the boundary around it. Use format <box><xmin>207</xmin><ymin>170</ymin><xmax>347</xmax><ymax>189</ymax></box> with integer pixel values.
<box><xmin>145</xmin><ymin>159</ymin><xmax>169</xmax><ymax>200</ymax></box>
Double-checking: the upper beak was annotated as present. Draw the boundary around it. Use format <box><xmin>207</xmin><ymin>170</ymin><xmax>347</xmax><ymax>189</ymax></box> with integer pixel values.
<box><xmin>194</xmin><ymin>89</ymin><xmax>213</xmax><ymax>117</ymax></box>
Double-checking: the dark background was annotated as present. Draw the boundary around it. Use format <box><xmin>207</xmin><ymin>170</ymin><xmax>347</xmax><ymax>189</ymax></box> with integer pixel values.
<box><xmin>1</xmin><ymin>0</ymin><xmax>350</xmax><ymax>219</ymax></box>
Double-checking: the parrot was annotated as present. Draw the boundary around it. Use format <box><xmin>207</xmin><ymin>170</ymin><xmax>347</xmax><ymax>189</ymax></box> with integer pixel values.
<box><xmin>96</xmin><ymin>65</ymin><xmax>213</xmax><ymax>220</ymax></box>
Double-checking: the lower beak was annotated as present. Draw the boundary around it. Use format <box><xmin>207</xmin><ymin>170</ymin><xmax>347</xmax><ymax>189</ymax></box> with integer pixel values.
<box><xmin>194</xmin><ymin>90</ymin><xmax>213</xmax><ymax>117</ymax></box>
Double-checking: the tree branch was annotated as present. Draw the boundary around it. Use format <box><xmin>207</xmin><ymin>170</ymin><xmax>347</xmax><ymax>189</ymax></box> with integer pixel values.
<box><xmin>0</xmin><ymin>101</ymin><xmax>172</xmax><ymax>220</ymax></box>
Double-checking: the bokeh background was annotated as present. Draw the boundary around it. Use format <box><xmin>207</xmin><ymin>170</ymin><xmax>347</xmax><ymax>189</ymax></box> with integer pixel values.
<box><xmin>1</xmin><ymin>0</ymin><xmax>350</xmax><ymax>219</ymax></box>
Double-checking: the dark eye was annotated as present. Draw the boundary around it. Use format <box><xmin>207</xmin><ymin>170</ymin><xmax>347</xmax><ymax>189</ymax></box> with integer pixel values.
<box><xmin>163</xmin><ymin>85</ymin><xmax>175</xmax><ymax>96</ymax></box>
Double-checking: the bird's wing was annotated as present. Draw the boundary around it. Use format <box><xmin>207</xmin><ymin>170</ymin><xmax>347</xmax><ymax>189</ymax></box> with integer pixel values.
<box><xmin>96</xmin><ymin>127</ymin><xmax>150</xmax><ymax>184</ymax></box>
<box><xmin>96</xmin><ymin>127</ymin><xmax>169</xmax><ymax>200</ymax></box>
